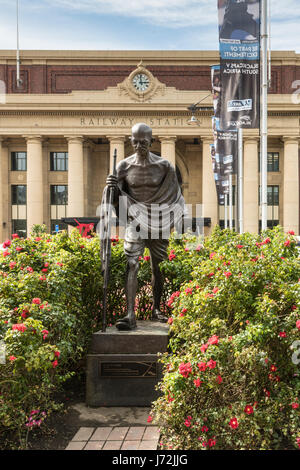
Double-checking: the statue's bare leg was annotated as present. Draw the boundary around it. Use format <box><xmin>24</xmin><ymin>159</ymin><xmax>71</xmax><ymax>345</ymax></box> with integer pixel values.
<box><xmin>150</xmin><ymin>256</ymin><xmax>168</xmax><ymax>322</ymax></box>
<box><xmin>116</xmin><ymin>256</ymin><xmax>139</xmax><ymax>330</ymax></box>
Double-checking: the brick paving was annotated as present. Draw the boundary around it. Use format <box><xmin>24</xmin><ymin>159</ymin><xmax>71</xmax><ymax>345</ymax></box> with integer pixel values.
<box><xmin>65</xmin><ymin>426</ymin><xmax>160</xmax><ymax>451</ymax></box>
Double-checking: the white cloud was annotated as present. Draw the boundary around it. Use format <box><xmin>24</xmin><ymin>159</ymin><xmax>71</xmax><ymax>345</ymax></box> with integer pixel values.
<box><xmin>48</xmin><ymin>0</ymin><xmax>300</xmax><ymax>31</ymax></box>
<box><xmin>48</xmin><ymin>0</ymin><xmax>218</xmax><ymax>28</ymax></box>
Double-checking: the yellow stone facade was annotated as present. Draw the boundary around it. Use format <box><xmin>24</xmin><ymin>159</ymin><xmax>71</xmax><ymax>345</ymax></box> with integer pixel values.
<box><xmin>0</xmin><ymin>50</ymin><xmax>299</xmax><ymax>239</ymax></box>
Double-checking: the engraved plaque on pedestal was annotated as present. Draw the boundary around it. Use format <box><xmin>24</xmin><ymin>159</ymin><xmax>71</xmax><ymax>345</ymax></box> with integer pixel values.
<box><xmin>86</xmin><ymin>321</ymin><xmax>169</xmax><ymax>407</ymax></box>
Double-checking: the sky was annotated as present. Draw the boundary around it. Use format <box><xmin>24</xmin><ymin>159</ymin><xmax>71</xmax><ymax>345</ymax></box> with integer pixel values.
<box><xmin>0</xmin><ymin>0</ymin><xmax>299</xmax><ymax>52</ymax></box>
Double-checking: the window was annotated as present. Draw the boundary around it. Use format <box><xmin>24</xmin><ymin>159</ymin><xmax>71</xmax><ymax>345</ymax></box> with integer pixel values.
<box><xmin>50</xmin><ymin>185</ymin><xmax>68</xmax><ymax>228</ymax></box>
<box><xmin>267</xmin><ymin>152</ymin><xmax>279</xmax><ymax>172</ymax></box>
<box><xmin>11</xmin><ymin>185</ymin><xmax>27</xmax><ymax>238</ymax></box>
<box><xmin>11</xmin><ymin>152</ymin><xmax>27</xmax><ymax>171</ymax></box>
<box><xmin>12</xmin><ymin>185</ymin><xmax>26</xmax><ymax>205</ymax></box>
<box><xmin>267</xmin><ymin>185</ymin><xmax>279</xmax><ymax>206</ymax></box>
<box><xmin>259</xmin><ymin>185</ymin><xmax>280</xmax><ymax>231</ymax></box>
<box><xmin>50</xmin><ymin>185</ymin><xmax>68</xmax><ymax>205</ymax></box>
<box><xmin>258</xmin><ymin>152</ymin><xmax>280</xmax><ymax>173</ymax></box>
<box><xmin>12</xmin><ymin>220</ymin><xmax>27</xmax><ymax>238</ymax></box>
<box><xmin>50</xmin><ymin>152</ymin><xmax>68</xmax><ymax>171</ymax></box>
<box><xmin>259</xmin><ymin>185</ymin><xmax>279</xmax><ymax>206</ymax></box>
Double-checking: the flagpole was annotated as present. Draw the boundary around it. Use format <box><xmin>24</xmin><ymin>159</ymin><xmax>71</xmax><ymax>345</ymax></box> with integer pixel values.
<box><xmin>238</xmin><ymin>127</ymin><xmax>244</xmax><ymax>233</ymax></box>
<box><xmin>16</xmin><ymin>0</ymin><xmax>22</xmax><ymax>88</ymax></box>
<box><xmin>229</xmin><ymin>174</ymin><xmax>233</xmax><ymax>230</ymax></box>
<box><xmin>224</xmin><ymin>193</ymin><xmax>228</xmax><ymax>229</ymax></box>
<box><xmin>261</xmin><ymin>0</ymin><xmax>268</xmax><ymax>231</ymax></box>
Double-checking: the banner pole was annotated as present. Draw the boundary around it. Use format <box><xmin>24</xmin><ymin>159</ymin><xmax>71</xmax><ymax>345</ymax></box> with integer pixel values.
<box><xmin>261</xmin><ymin>0</ymin><xmax>268</xmax><ymax>231</ymax></box>
<box><xmin>16</xmin><ymin>0</ymin><xmax>21</xmax><ymax>88</ymax></box>
<box><xmin>229</xmin><ymin>174</ymin><xmax>233</xmax><ymax>230</ymax></box>
<box><xmin>224</xmin><ymin>193</ymin><xmax>228</xmax><ymax>229</ymax></box>
<box><xmin>238</xmin><ymin>127</ymin><xmax>244</xmax><ymax>234</ymax></box>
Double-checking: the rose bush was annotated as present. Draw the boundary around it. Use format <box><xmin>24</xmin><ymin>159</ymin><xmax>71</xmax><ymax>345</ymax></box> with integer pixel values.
<box><xmin>0</xmin><ymin>226</ymin><xmax>202</xmax><ymax>448</ymax></box>
<box><xmin>0</xmin><ymin>228</ymin><xmax>105</xmax><ymax>448</ymax></box>
<box><xmin>151</xmin><ymin>226</ymin><xmax>300</xmax><ymax>450</ymax></box>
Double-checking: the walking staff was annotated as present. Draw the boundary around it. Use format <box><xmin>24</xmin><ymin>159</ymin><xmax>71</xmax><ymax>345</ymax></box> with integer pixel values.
<box><xmin>100</xmin><ymin>149</ymin><xmax>117</xmax><ymax>332</ymax></box>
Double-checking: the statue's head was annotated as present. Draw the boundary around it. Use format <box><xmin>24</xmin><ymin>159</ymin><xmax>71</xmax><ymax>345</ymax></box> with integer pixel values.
<box><xmin>130</xmin><ymin>123</ymin><xmax>154</xmax><ymax>157</ymax></box>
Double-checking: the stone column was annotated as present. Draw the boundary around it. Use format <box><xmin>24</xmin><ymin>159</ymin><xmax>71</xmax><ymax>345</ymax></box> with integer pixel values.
<box><xmin>202</xmin><ymin>138</ymin><xmax>218</xmax><ymax>236</ymax></box>
<box><xmin>108</xmin><ymin>136</ymin><xmax>125</xmax><ymax>174</ymax></box>
<box><xmin>25</xmin><ymin>136</ymin><xmax>44</xmax><ymax>234</ymax></box>
<box><xmin>243</xmin><ymin>137</ymin><xmax>259</xmax><ymax>233</ymax></box>
<box><xmin>283</xmin><ymin>137</ymin><xmax>299</xmax><ymax>234</ymax></box>
<box><xmin>159</xmin><ymin>136</ymin><xmax>177</xmax><ymax>168</ymax></box>
<box><xmin>66</xmin><ymin>136</ymin><xmax>84</xmax><ymax>218</ymax></box>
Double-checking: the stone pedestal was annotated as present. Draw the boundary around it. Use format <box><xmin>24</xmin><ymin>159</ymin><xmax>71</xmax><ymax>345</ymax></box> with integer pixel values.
<box><xmin>86</xmin><ymin>321</ymin><xmax>169</xmax><ymax>407</ymax></box>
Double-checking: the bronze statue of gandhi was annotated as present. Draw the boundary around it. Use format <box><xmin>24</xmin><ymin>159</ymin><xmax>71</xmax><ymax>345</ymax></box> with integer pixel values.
<box><xmin>105</xmin><ymin>123</ymin><xmax>185</xmax><ymax>330</ymax></box>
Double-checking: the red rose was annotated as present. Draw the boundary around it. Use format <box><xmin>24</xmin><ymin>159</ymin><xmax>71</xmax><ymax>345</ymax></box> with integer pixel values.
<box><xmin>185</xmin><ymin>288</ymin><xmax>193</xmax><ymax>295</ymax></box>
<box><xmin>270</xmin><ymin>364</ymin><xmax>277</xmax><ymax>372</ymax></box>
<box><xmin>201</xmin><ymin>426</ymin><xmax>208</xmax><ymax>433</ymax></box>
<box><xmin>54</xmin><ymin>351</ymin><xmax>60</xmax><ymax>358</ymax></box>
<box><xmin>9</xmin><ymin>355</ymin><xmax>17</xmax><ymax>361</ymax></box>
<box><xmin>279</xmin><ymin>332</ymin><xmax>287</xmax><ymax>338</ymax></box>
<box><xmin>292</xmin><ymin>403</ymin><xmax>299</xmax><ymax>409</ymax></box>
<box><xmin>208</xmin><ymin>438</ymin><xmax>216</xmax><ymax>448</ymax></box>
<box><xmin>143</xmin><ymin>256</ymin><xmax>150</xmax><ymax>261</ymax></box>
<box><xmin>147</xmin><ymin>415</ymin><xmax>153</xmax><ymax>423</ymax></box>
<box><xmin>9</xmin><ymin>261</ymin><xmax>17</xmax><ymax>269</ymax></box>
<box><xmin>200</xmin><ymin>343</ymin><xmax>208</xmax><ymax>353</ymax></box>
<box><xmin>32</xmin><ymin>298</ymin><xmax>41</xmax><ymax>305</ymax></box>
<box><xmin>284</xmin><ymin>240</ymin><xmax>291</xmax><ymax>247</ymax></box>
<box><xmin>3</xmin><ymin>239</ymin><xmax>11</xmax><ymax>248</ymax></box>
<box><xmin>12</xmin><ymin>323</ymin><xmax>27</xmax><ymax>333</ymax></box>
<box><xmin>207</xmin><ymin>359</ymin><xmax>217</xmax><ymax>369</ymax></box>
<box><xmin>229</xmin><ymin>418</ymin><xmax>239</xmax><ymax>429</ymax></box>
<box><xmin>198</xmin><ymin>362</ymin><xmax>207</xmax><ymax>372</ymax></box>
<box><xmin>12</xmin><ymin>234</ymin><xmax>19</xmax><ymax>239</ymax></box>
<box><xmin>168</xmin><ymin>317</ymin><xmax>173</xmax><ymax>325</ymax></box>
<box><xmin>178</xmin><ymin>362</ymin><xmax>192</xmax><ymax>378</ymax></box>
<box><xmin>52</xmin><ymin>360</ymin><xmax>58</xmax><ymax>368</ymax></box>
<box><xmin>193</xmin><ymin>378</ymin><xmax>202</xmax><ymax>388</ymax></box>
<box><xmin>244</xmin><ymin>405</ymin><xmax>254</xmax><ymax>415</ymax></box>
<box><xmin>42</xmin><ymin>329</ymin><xmax>49</xmax><ymax>340</ymax></box>
<box><xmin>16</xmin><ymin>246</ymin><xmax>23</xmax><ymax>252</ymax></box>
<box><xmin>216</xmin><ymin>375</ymin><xmax>222</xmax><ymax>384</ymax></box>
<box><xmin>224</xmin><ymin>272</ymin><xmax>232</xmax><ymax>279</ymax></box>
<box><xmin>208</xmin><ymin>335</ymin><xmax>219</xmax><ymax>346</ymax></box>
<box><xmin>288</xmin><ymin>230</ymin><xmax>295</xmax><ymax>235</ymax></box>
<box><xmin>296</xmin><ymin>320</ymin><xmax>300</xmax><ymax>330</ymax></box>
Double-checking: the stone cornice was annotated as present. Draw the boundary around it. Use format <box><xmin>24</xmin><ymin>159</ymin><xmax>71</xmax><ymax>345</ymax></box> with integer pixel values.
<box><xmin>0</xmin><ymin>110</ymin><xmax>300</xmax><ymax>117</ymax></box>
<box><xmin>281</xmin><ymin>136</ymin><xmax>300</xmax><ymax>143</ymax></box>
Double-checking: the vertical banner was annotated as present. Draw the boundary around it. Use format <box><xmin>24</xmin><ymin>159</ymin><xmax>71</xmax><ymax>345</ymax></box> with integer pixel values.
<box><xmin>218</xmin><ymin>0</ymin><xmax>261</xmax><ymax>130</ymax></box>
<box><xmin>211</xmin><ymin>144</ymin><xmax>227</xmax><ymax>206</ymax></box>
<box><xmin>211</xmin><ymin>65</ymin><xmax>221</xmax><ymax>118</ymax></box>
